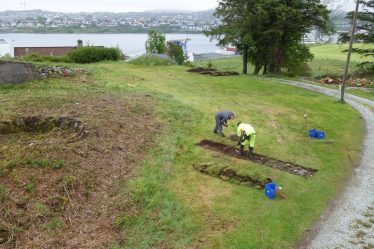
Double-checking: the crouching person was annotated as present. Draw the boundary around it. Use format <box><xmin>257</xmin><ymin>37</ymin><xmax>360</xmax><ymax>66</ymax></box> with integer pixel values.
<box><xmin>236</xmin><ymin>122</ymin><xmax>256</xmax><ymax>159</ymax></box>
<box><xmin>213</xmin><ymin>111</ymin><xmax>235</xmax><ymax>137</ymax></box>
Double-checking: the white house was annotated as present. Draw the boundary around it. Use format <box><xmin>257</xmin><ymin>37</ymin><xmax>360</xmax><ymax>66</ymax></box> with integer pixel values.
<box><xmin>0</xmin><ymin>39</ymin><xmax>11</xmax><ymax>57</ymax></box>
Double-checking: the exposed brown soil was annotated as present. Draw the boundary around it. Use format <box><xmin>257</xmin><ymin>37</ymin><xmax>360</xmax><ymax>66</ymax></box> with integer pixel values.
<box><xmin>197</xmin><ymin>139</ymin><xmax>317</xmax><ymax>178</ymax></box>
<box><xmin>187</xmin><ymin>67</ymin><xmax>240</xmax><ymax>77</ymax></box>
<box><xmin>0</xmin><ymin>95</ymin><xmax>161</xmax><ymax>248</ymax></box>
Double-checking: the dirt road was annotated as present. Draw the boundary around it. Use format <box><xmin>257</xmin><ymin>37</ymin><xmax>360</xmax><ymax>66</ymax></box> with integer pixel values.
<box><xmin>266</xmin><ymin>78</ymin><xmax>374</xmax><ymax>249</ymax></box>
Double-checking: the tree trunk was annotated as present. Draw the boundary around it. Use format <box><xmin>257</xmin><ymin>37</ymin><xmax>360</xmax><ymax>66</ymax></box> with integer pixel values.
<box><xmin>242</xmin><ymin>46</ymin><xmax>248</xmax><ymax>75</ymax></box>
<box><xmin>254</xmin><ymin>63</ymin><xmax>261</xmax><ymax>75</ymax></box>
<box><xmin>262</xmin><ymin>65</ymin><xmax>267</xmax><ymax>75</ymax></box>
<box><xmin>268</xmin><ymin>63</ymin><xmax>276</xmax><ymax>74</ymax></box>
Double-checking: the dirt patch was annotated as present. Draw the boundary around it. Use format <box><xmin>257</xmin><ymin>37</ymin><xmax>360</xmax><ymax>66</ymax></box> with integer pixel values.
<box><xmin>187</xmin><ymin>67</ymin><xmax>240</xmax><ymax>77</ymax></box>
<box><xmin>0</xmin><ymin>116</ymin><xmax>88</xmax><ymax>138</ymax></box>
<box><xmin>0</xmin><ymin>95</ymin><xmax>161</xmax><ymax>248</ymax></box>
<box><xmin>197</xmin><ymin>140</ymin><xmax>317</xmax><ymax>178</ymax></box>
<box><xmin>193</xmin><ymin>162</ymin><xmax>272</xmax><ymax>189</ymax></box>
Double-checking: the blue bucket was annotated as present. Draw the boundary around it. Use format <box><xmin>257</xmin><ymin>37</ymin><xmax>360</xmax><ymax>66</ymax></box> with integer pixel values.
<box><xmin>265</xmin><ymin>182</ymin><xmax>277</xmax><ymax>200</ymax></box>
<box><xmin>309</xmin><ymin>129</ymin><xmax>326</xmax><ymax>139</ymax></box>
<box><xmin>309</xmin><ymin>129</ymin><xmax>317</xmax><ymax>138</ymax></box>
<box><xmin>317</xmin><ymin>131</ymin><xmax>326</xmax><ymax>139</ymax></box>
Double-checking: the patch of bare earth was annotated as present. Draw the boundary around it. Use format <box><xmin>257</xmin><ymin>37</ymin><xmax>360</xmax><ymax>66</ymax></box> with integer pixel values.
<box><xmin>0</xmin><ymin>95</ymin><xmax>161</xmax><ymax>248</ymax></box>
<box><xmin>197</xmin><ymin>139</ymin><xmax>317</xmax><ymax>178</ymax></box>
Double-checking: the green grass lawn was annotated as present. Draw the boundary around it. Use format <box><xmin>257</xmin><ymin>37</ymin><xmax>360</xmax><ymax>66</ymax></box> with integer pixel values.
<box><xmin>195</xmin><ymin>43</ymin><xmax>374</xmax><ymax>102</ymax></box>
<box><xmin>90</xmin><ymin>62</ymin><xmax>363</xmax><ymax>248</ymax></box>
<box><xmin>308</xmin><ymin>43</ymin><xmax>373</xmax><ymax>77</ymax></box>
<box><xmin>0</xmin><ymin>60</ymin><xmax>365</xmax><ymax>248</ymax></box>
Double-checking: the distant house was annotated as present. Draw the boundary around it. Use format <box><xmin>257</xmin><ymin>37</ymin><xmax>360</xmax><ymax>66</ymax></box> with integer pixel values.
<box><xmin>14</xmin><ymin>40</ymin><xmax>85</xmax><ymax>57</ymax></box>
<box><xmin>0</xmin><ymin>39</ymin><xmax>11</xmax><ymax>57</ymax></box>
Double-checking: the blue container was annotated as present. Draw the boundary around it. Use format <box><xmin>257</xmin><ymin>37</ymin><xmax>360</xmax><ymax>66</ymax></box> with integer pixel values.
<box><xmin>265</xmin><ymin>182</ymin><xmax>277</xmax><ymax>200</ymax></box>
<box><xmin>317</xmin><ymin>131</ymin><xmax>326</xmax><ymax>139</ymax></box>
<box><xmin>309</xmin><ymin>129</ymin><xmax>317</xmax><ymax>138</ymax></box>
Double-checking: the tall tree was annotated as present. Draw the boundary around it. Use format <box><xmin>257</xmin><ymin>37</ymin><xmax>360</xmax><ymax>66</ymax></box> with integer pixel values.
<box><xmin>208</xmin><ymin>0</ymin><xmax>330</xmax><ymax>75</ymax></box>
<box><xmin>206</xmin><ymin>0</ymin><xmax>257</xmax><ymax>74</ymax></box>
<box><xmin>256</xmin><ymin>0</ymin><xmax>330</xmax><ymax>74</ymax></box>
<box><xmin>341</xmin><ymin>0</ymin><xmax>373</xmax><ymax>74</ymax></box>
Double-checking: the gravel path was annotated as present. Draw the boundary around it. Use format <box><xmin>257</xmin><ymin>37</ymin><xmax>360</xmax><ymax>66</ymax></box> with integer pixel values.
<box><xmin>264</xmin><ymin>78</ymin><xmax>374</xmax><ymax>249</ymax></box>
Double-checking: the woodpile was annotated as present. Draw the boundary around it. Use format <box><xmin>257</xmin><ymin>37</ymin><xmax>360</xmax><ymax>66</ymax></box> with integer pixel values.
<box><xmin>315</xmin><ymin>75</ymin><xmax>374</xmax><ymax>87</ymax></box>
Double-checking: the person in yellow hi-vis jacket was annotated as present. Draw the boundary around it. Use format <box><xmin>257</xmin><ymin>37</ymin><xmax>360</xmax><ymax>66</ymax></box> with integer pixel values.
<box><xmin>236</xmin><ymin>122</ymin><xmax>256</xmax><ymax>159</ymax></box>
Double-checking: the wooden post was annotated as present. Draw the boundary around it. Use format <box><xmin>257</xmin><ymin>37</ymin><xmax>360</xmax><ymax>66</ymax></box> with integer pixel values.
<box><xmin>341</xmin><ymin>0</ymin><xmax>360</xmax><ymax>103</ymax></box>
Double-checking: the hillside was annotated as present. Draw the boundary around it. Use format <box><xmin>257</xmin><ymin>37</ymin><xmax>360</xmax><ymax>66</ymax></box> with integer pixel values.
<box><xmin>0</xmin><ymin>55</ymin><xmax>365</xmax><ymax>248</ymax></box>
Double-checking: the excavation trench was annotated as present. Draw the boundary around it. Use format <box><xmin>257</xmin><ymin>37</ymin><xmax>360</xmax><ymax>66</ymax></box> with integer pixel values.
<box><xmin>197</xmin><ymin>139</ymin><xmax>317</xmax><ymax>178</ymax></box>
<box><xmin>0</xmin><ymin>116</ymin><xmax>88</xmax><ymax>138</ymax></box>
<box><xmin>187</xmin><ymin>67</ymin><xmax>240</xmax><ymax>76</ymax></box>
<box><xmin>193</xmin><ymin>162</ymin><xmax>272</xmax><ymax>189</ymax></box>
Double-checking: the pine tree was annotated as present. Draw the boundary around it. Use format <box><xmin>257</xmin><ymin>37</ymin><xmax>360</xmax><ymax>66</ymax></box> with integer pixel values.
<box><xmin>207</xmin><ymin>0</ymin><xmax>330</xmax><ymax>75</ymax></box>
<box><xmin>344</xmin><ymin>0</ymin><xmax>374</xmax><ymax>74</ymax></box>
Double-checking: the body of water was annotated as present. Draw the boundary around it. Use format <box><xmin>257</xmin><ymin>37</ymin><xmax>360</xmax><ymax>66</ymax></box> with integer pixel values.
<box><xmin>0</xmin><ymin>33</ymin><xmax>220</xmax><ymax>57</ymax></box>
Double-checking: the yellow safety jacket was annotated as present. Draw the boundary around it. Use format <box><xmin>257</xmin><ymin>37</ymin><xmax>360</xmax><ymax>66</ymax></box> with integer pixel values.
<box><xmin>237</xmin><ymin>123</ymin><xmax>256</xmax><ymax>148</ymax></box>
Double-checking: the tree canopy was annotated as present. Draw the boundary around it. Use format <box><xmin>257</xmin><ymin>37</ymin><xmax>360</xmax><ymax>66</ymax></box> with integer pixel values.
<box><xmin>341</xmin><ymin>0</ymin><xmax>373</xmax><ymax>75</ymax></box>
<box><xmin>207</xmin><ymin>0</ymin><xmax>330</xmax><ymax>75</ymax></box>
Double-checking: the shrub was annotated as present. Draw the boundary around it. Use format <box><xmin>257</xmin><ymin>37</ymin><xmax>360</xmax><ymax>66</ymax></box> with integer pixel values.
<box><xmin>166</xmin><ymin>41</ymin><xmax>186</xmax><ymax>65</ymax></box>
<box><xmin>146</xmin><ymin>29</ymin><xmax>166</xmax><ymax>54</ymax></box>
<box><xmin>66</xmin><ymin>46</ymin><xmax>122</xmax><ymax>64</ymax></box>
<box><xmin>22</xmin><ymin>52</ymin><xmax>69</xmax><ymax>63</ymax></box>
<box><xmin>129</xmin><ymin>54</ymin><xmax>176</xmax><ymax>66</ymax></box>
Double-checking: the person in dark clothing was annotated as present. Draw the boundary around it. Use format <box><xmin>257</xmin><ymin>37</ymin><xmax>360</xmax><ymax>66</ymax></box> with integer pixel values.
<box><xmin>213</xmin><ymin>111</ymin><xmax>235</xmax><ymax>137</ymax></box>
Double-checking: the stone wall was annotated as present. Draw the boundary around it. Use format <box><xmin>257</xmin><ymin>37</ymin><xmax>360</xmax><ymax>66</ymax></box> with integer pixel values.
<box><xmin>0</xmin><ymin>61</ymin><xmax>39</xmax><ymax>84</ymax></box>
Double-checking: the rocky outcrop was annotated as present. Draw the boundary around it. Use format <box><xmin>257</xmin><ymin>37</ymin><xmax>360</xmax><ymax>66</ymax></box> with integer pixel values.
<box><xmin>36</xmin><ymin>66</ymin><xmax>87</xmax><ymax>78</ymax></box>
<box><xmin>0</xmin><ymin>61</ymin><xmax>88</xmax><ymax>84</ymax></box>
<box><xmin>0</xmin><ymin>61</ymin><xmax>39</xmax><ymax>84</ymax></box>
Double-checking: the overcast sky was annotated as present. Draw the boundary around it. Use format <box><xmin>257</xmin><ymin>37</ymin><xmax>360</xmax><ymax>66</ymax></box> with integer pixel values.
<box><xmin>0</xmin><ymin>0</ymin><xmax>357</xmax><ymax>13</ymax></box>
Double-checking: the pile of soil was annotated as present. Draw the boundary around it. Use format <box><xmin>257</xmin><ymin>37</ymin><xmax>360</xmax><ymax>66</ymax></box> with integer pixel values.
<box><xmin>197</xmin><ymin>139</ymin><xmax>317</xmax><ymax>178</ymax></box>
<box><xmin>187</xmin><ymin>67</ymin><xmax>240</xmax><ymax>77</ymax></box>
<box><xmin>315</xmin><ymin>75</ymin><xmax>374</xmax><ymax>87</ymax></box>
<box><xmin>193</xmin><ymin>162</ymin><xmax>272</xmax><ymax>189</ymax></box>
<box><xmin>0</xmin><ymin>95</ymin><xmax>161</xmax><ymax>248</ymax></box>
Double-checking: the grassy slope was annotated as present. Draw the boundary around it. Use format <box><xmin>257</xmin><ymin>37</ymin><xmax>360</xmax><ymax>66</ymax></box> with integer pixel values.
<box><xmin>308</xmin><ymin>43</ymin><xmax>373</xmax><ymax>77</ymax></box>
<box><xmin>0</xmin><ymin>55</ymin><xmax>364</xmax><ymax>248</ymax></box>
<box><xmin>81</xmin><ymin>62</ymin><xmax>363</xmax><ymax>248</ymax></box>
<box><xmin>196</xmin><ymin>44</ymin><xmax>374</xmax><ymax>102</ymax></box>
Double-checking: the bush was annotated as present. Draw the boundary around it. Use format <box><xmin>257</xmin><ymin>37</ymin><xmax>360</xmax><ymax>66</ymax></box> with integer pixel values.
<box><xmin>22</xmin><ymin>52</ymin><xmax>69</xmax><ymax>63</ymax></box>
<box><xmin>66</xmin><ymin>47</ymin><xmax>122</xmax><ymax>64</ymax></box>
<box><xmin>129</xmin><ymin>54</ymin><xmax>176</xmax><ymax>66</ymax></box>
<box><xmin>146</xmin><ymin>29</ymin><xmax>166</xmax><ymax>54</ymax></box>
<box><xmin>166</xmin><ymin>41</ymin><xmax>186</xmax><ymax>65</ymax></box>
<box><xmin>284</xmin><ymin>44</ymin><xmax>313</xmax><ymax>77</ymax></box>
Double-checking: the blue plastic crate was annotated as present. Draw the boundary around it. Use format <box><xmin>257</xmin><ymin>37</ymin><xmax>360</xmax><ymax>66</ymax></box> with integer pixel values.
<box><xmin>265</xmin><ymin>182</ymin><xmax>277</xmax><ymax>200</ymax></box>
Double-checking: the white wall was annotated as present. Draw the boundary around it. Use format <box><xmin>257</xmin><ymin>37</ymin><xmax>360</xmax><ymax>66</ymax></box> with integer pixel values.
<box><xmin>0</xmin><ymin>43</ymin><xmax>11</xmax><ymax>57</ymax></box>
